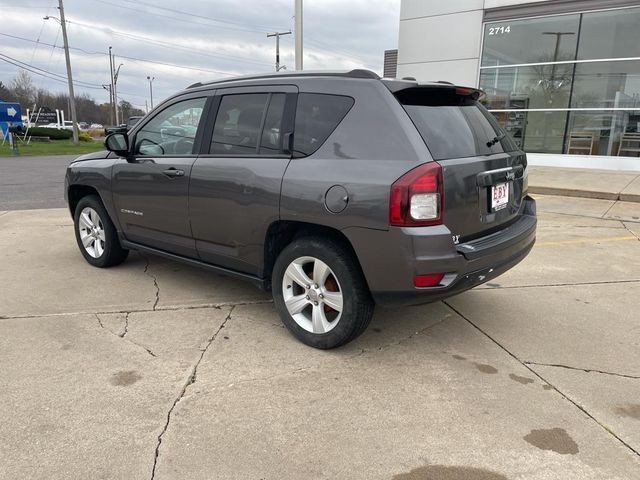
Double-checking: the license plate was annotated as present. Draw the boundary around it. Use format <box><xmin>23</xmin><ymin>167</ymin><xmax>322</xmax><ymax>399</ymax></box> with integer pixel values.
<box><xmin>491</xmin><ymin>182</ymin><xmax>509</xmax><ymax>211</ymax></box>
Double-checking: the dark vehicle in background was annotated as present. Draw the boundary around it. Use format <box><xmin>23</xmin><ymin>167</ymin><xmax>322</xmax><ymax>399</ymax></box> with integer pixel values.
<box><xmin>127</xmin><ymin>116</ymin><xmax>143</xmax><ymax>129</ymax></box>
<box><xmin>104</xmin><ymin>116</ymin><xmax>145</xmax><ymax>135</ymax></box>
<box><xmin>65</xmin><ymin>70</ymin><xmax>536</xmax><ymax>349</ymax></box>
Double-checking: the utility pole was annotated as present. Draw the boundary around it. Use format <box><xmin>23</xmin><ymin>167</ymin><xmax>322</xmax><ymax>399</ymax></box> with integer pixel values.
<box><xmin>45</xmin><ymin>1</ymin><xmax>78</xmax><ymax>143</ymax></box>
<box><xmin>108</xmin><ymin>46</ymin><xmax>115</xmax><ymax>125</ymax></box>
<box><xmin>295</xmin><ymin>0</ymin><xmax>303</xmax><ymax>70</ymax></box>
<box><xmin>146</xmin><ymin>76</ymin><xmax>155</xmax><ymax>109</ymax></box>
<box><xmin>113</xmin><ymin>62</ymin><xmax>123</xmax><ymax>124</ymax></box>
<box><xmin>267</xmin><ymin>31</ymin><xmax>291</xmax><ymax>71</ymax></box>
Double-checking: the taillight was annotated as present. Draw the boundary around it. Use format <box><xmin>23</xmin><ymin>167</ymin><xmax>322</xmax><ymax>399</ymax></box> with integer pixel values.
<box><xmin>389</xmin><ymin>162</ymin><xmax>443</xmax><ymax>226</ymax></box>
<box><xmin>414</xmin><ymin>273</ymin><xmax>445</xmax><ymax>288</ymax></box>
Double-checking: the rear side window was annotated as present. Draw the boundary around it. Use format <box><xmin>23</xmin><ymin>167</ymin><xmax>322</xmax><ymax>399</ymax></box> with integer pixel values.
<box><xmin>397</xmin><ymin>88</ymin><xmax>518</xmax><ymax>160</ymax></box>
<box><xmin>211</xmin><ymin>93</ymin><xmax>286</xmax><ymax>156</ymax></box>
<box><xmin>293</xmin><ymin>93</ymin><xmax>354</xmax><ymax>157</ymax></box>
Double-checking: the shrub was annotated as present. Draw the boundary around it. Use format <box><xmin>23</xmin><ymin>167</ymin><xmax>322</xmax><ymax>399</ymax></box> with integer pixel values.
<box><xmin>87</xmin><ymin>128</ymin><xmax>105</xmax><ymax>138</ymax></box>
<box><xmin>26</xmin><ymin>127</ymin><xmax>72</xmax><ymax>140</ymax></box>
<box><xmin>78</xmin><ymin>131</ymin><xmax>93</xmax><ymax>142</ymax></box>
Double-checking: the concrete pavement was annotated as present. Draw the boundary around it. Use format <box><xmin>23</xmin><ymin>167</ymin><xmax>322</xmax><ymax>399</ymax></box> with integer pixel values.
<box><xmin>1</xmin><ymin>195</ymin><xmax>639</xmax><ymax>479</ymax></box>
<box><xmin>529</xmin><ymin>166</ymin><xmax>640</xmax><ymax>202</ymax></box>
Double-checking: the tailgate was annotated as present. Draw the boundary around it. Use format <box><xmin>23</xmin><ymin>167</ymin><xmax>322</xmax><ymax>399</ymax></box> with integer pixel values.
<box><xmin>440</xmin><ymin>151</ymin><xmax>527</xmax><ymax>240</ymax></box>
<box><xmin>394</xmin><ymin>84</ymin><xmax>527</xmax><ymax>240</ymax></box>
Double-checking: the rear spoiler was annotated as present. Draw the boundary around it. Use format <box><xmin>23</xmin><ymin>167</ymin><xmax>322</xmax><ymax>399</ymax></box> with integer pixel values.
<box><xmin>381</xmin><ymin>79</ymin><xmax>484</xmax><ymax>100</ymax></box>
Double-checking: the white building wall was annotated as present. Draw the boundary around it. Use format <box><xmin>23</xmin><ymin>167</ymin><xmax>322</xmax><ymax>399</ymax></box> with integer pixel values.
<box><xmin>397</xmin><ymin>0</ymin><xmax>552</xmax><ymax>86</ymax></box>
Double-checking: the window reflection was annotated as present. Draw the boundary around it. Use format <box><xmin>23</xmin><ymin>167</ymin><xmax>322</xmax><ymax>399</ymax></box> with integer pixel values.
<box><xmin>578</xmin><ymin>7</ymin><xmax>640</xmax><ymax>60</ymax></box>
<box><xmin>480</xmin><ymin>6</ymin><xmax>640</xmax><ymax>157</ymax></box>
<box><xmin>480</xmin><ymin>65</ymin><xmax>573</xmax><ymax>110</ymax></box>
<box><xmin>567</xmin><ymin>111</ymin><xmax>640</xmax><ymax>156</ymax></box>
<box><xmin>482</xmin><ymin>15</ymin><xmax>579</xmax><ymax>67</ymax></box>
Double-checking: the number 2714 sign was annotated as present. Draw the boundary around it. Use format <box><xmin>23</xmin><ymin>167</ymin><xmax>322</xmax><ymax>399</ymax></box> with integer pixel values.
<box><xmin>488</xmin><ymin>25</ymin><xmax>511</xmax><ymax>35</ymax></box>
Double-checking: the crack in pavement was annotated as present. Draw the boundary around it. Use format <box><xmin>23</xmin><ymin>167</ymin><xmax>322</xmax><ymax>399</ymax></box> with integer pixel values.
<box><xmin>0</xmin><ymin>299</ymin><xmax>272</xmax><ymax>321</ymax></box>
<box><xmin>478</xmin><ymin>279</ymin><xmax>640</xmax><ymax>290</ymax></box>
<box><xmin>119</xmin><ymin>312</ymin><xmax>130</xmax><ymax>338</ymax></box>
<box><xmin>95</xmin><ymin>313</ymin><xmax>157</xmax><ymax>358</ymax></box>
<box><xmin>442</xmin><ymin>300</ymin><xmax>640</xmax><ymax>459</ymax></box>
<box><xmin>142</xmin><ymin>254</ymin><xmax>160</xmax><ymax>310</ymax></box>
<box><xmin>150</xmin><ymin>305</ymin><xmax>235</xmax><ymax>480</ymax></box>
<box><xmin>621</xmin><ymin>221</ymin><xmax>640</xmax><ymax>241</ymax></box>
<box><xmin>524</xmin><ymin>361</ymin><xmax>640</xmax><ymax>380</ymax></box>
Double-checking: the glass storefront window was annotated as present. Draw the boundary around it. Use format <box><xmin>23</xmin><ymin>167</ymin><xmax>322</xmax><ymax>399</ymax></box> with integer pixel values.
<box><xmin>571</xmin><ymin>61</ymin><xmax>640</xmax><ymax>109</ymax></box>
<box><xmin>578</xmin><ymin>7</ymin><xmax>640</xmax><ymax>60</ymax></box>
<box><xmin>482</xmin><ymin>15</ymin><xmax>580</xmax><ymax>67</ymax></box>
<box><xmin>490</xmin><ymin>111</ymin><xmax>567</xmax><ymax>154</ymax></box>
<box><xmin>480</xmin><ymin>6</ymin><xmax>640</xmax><ymax>157</ymax></box>
<box><xmin>566</xmin><ymin>110</ymin><xmax>640</xmax><ymax>156</ymax></box>
<box><xmin>479</xmin><ymin>64</ymin><xmax>573</xmax><ymax>110</ymax></box>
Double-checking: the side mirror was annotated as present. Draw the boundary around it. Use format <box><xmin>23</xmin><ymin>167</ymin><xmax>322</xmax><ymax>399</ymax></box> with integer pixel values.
<box><xmin>105</xmin><ymin>132</ymin><xmax>129</xmax><ymax>157</ymax></box>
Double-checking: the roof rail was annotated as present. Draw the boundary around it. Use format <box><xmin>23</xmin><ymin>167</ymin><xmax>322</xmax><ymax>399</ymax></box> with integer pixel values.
<box><xmin>187</xmin><ymin>69</ymin><xmax>380</xmax><ymax>89</ymax></box>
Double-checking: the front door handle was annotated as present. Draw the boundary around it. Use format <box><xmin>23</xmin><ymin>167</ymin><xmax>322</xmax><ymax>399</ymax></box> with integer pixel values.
<box><xmin>162</xmin><ymin>168</ymin><xmax>185</xmax><ymax>178</ymax></box>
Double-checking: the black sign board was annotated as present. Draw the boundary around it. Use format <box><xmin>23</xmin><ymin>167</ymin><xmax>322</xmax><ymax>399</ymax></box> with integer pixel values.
<box><xmin>29</xmin><ymin>107</ymin><xmax>58</xmax><ymax>125</ymax></box>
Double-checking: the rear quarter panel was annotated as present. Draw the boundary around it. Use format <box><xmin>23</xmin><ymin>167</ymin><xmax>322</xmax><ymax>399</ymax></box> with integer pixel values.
<box><xmin>280</xmin><ymin>79</ymin><xmax>429</xmax><ymax>231</ymax></box>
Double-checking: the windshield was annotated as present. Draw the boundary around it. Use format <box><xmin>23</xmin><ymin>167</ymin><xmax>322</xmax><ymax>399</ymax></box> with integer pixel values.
<box><xmin>396</xmin><ymin>87</ymin><xmax>518</xmax><ymax>160</ymax></box>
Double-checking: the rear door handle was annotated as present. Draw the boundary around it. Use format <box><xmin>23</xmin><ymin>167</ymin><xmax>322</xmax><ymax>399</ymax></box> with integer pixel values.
<box><xmin>162</xmin><ymin>168</ymin><xmax>185</xmax><ymax>178</ymax></box>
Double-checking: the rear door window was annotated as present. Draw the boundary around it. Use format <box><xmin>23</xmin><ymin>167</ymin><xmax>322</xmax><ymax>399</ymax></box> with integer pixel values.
<box><xmin>396</xmin><ymin>88</ymin><xmax>518</xmax><ymax>160</ymax></box>
<box><xmin>210</xmin><ymin>93</ymin><xmax>287</xmax><ymax>156</ymax></box>
<box><xmin>293</xmin><ymin>93</ymin><xmax>354</xmax><ymax>157</ymax></box>
<box><xmin>211</xmin><ymin>93</ymin><xmax>268</xmax><ymax>155</ymax></box>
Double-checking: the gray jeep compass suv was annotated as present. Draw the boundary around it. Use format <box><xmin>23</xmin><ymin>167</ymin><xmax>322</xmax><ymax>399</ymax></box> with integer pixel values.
<box><xmin>65</xmin><ymin>70</ymin><xmax>536</xmax><ymax>349</ymax></box>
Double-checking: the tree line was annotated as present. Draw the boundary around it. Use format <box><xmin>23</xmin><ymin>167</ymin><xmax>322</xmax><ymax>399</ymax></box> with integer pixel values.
<box><xmin>0</xmin><ymin>70</ymin><xmax>144</xmax><ymax>126</ymax></box>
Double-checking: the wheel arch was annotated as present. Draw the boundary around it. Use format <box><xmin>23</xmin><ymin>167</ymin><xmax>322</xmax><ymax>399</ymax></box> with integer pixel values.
<box><xmin>263</xmin><ymin>220</ymin><xmax>368</xmax><ymax>291</ymax></box>
<box><xmin>67</xmin><ymin>184</ymin><xmax>102</xmax><ymax>217</ymax></box>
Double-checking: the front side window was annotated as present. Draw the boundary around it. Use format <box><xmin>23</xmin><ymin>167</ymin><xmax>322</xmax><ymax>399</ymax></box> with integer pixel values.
<box><xmin>134</xmin><ymin>97</ymin><xmax>206</xmax><ymax>156</ymax></box>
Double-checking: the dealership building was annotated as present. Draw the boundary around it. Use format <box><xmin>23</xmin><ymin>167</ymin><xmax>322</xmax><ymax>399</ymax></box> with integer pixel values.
<box><xmin>395</xmin><ymin>0</ymin><xmax>640</xmax><ymax>170</ymax></box>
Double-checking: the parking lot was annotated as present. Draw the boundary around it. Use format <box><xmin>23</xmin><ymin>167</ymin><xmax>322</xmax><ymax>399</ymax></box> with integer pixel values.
<box><xmin>1</xmin><ymin>185</ymin><xmax>639</xmax><ymax>478</ymax></box>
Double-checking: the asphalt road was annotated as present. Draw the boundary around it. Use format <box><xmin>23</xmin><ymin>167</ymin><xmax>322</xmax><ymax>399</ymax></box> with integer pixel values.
<box><xmin>0</xmin><ymin>154</ymin><xmax>75</xmax><ymax>210</ymax></box>
<box><xmin>1</xmin><ymin>195</ymin><xmax>639</xmax><ymax>479</ymax></box>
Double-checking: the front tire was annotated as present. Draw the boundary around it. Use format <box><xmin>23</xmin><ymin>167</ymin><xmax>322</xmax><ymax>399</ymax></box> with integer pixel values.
<box><xmin>272</xmin><ymin>236</ymin><xmax>374</xmax><ymax>349</ymax></box>
<box><xmin>73</xmin><ymin>195</ymin><xmax>128</xmax><ymax>268</ymax></box>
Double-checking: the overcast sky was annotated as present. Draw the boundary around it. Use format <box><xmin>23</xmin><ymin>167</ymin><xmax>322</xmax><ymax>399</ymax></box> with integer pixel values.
<box><xmin>0</xmin><ymin>0</ymin><xmax>400</xmax><ymax>111</ymax></box>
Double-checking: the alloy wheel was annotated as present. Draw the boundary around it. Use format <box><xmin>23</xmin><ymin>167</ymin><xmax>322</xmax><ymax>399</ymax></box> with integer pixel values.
<box><xmin>282</xmin><ymin>256</ymin><xmax>343</xmax><ymax>334</ymax></box>
<box><xmin>78</xmin><ymin>207</ymin><xmax>106</xmax><ymax>258</ymax></box>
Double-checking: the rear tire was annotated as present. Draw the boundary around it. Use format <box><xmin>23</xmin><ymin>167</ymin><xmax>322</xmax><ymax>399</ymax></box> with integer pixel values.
<box><xmin>73</xmin><ymin>195</ymin><xmax>128</xmax><ymax>268</ymax></box>
<box><xmin>272</xmin><ymin>236</ymin><xmax>374</xmax><ymax>349</ymax></box>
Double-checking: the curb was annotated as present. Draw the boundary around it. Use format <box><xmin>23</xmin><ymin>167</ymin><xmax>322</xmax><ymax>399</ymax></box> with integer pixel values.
<box><xmin>529</xmin><ymin>186</ymin><xmax>640</xmax><ymax>203</ymax></box>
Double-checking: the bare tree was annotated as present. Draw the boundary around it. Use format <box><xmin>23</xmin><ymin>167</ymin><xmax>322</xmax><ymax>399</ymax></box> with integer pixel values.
<box><xmin>11</xmin><ymin>70</ymin><xmax>37</xmax><ymax>108</ymax></box>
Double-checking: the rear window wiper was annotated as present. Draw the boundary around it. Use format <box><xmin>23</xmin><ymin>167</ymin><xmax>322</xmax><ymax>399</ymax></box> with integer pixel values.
<box><xmin>486</xmin><ymin>133</ymin><xmax>506</xmax><ymax>148</ymax></box>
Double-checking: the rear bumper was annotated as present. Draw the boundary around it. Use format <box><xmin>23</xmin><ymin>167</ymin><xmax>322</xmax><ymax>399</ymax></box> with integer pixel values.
<box><xmin>343</xmin><ymin>196</ymin><xmax>537</xmax><ymax>307</ymax></box>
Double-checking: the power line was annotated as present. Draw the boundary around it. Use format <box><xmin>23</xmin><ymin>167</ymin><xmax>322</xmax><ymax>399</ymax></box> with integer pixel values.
<box><xmin>66</xmin><ymin>19</ymin><xmax>274</xmax><ymax>68</ymax></box>
<box><xmin>0</xmin><ymin>32</ymin><xmax>236</xmax><ymax>77</ymax></box>
<box><xmin>0</xmin><ymin>52</ymin><xmax>102</xmax><ymax>88</ymax></box>
<box><xmin>93</xmin><ymin>0</ymin><xmax>276</xmax><ymax>35</ymax></box>
<box><xmin>121</xmin><ymin>0</ymin><xmax>286</xmax><ymax>32</ymax></box>
<box><xmin>0</xmin><ymin>53</ymin><xmax>103</xmax><ymax>90</ymax></box>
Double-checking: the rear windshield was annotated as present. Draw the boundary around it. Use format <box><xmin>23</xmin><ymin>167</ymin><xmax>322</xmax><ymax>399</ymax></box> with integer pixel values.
<box><xmin>396</xmin><ymin>87</ymin><xmax>518</xmax><ymax>160</ymax></box>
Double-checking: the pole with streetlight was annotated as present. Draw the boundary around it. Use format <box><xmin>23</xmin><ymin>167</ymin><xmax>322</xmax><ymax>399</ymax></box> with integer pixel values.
<box><xmin>267</xmin><ymin>31</ymin><xmax>291</xmax><ymax>71</ymax></box>
<box><xmin>146</xmin><ymin>76</ymin><xmax>155</xmax><ymax>110</ymax></box>
<box><xmin>542</xmin><ymin>31</ymin><xmax>575</xmax><ymax>88</ymax></box>
<box><xmin>108</xmin><ymin>46</ymin><xmax>115</xmax><ymax>125</ymax></box>
<box><xmin>44</xmin><ymin>0</ymin><xmax>79</xmax><ymax>144</ymax></box>
<box><xmin>113</xmin><ymin>62</ymin><xmax>123</xmax><ymax>124</ymax></box>
<box><xmin>295</xmin><ymin>0</ymin><xmax>303</xmax><ymax>70</ymax></box>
